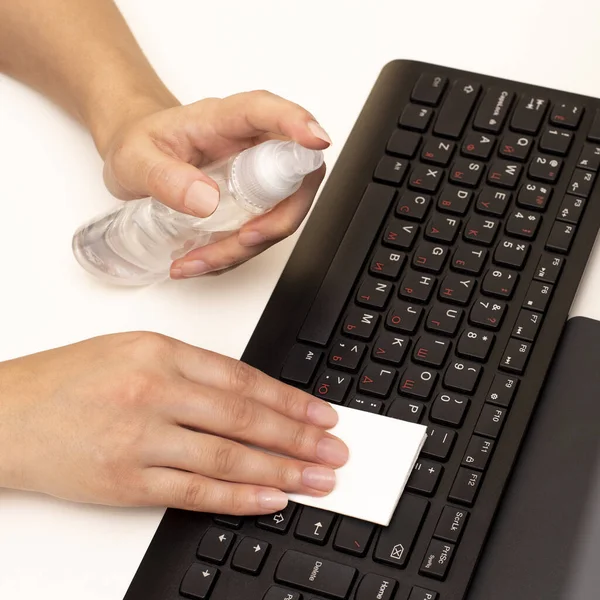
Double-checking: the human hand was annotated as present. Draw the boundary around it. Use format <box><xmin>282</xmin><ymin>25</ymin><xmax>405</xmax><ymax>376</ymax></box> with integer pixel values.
<box><xmin>0</xmin><ymin>332</ymin><xmax>347</xmax><ymax>514</ymax></box>
<box><xmin>100</xmin><ymin>91</ymin><xmax>330</xmax><ymax>279</ymax></box>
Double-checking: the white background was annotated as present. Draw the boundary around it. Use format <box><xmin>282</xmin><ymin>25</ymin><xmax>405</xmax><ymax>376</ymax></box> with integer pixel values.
<box><xmin>1</xmin><ymin>0</ymin><xmax>600</xmax><ymax>597</ymax></box>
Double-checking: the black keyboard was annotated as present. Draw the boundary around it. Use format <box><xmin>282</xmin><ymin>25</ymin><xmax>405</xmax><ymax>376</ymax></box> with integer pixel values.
<box><xmin>125</xmin><ymin>61</ymin><xmax>600</xmax><ymax>600</ymax></box>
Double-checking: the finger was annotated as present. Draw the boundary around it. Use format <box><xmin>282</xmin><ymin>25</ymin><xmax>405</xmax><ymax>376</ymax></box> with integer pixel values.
<box><xmin>169</xmin><ymin>379</ymin><xmax>348</xmax><ymax>467</ymax></box>
<box><xmin>170</xmin><ymin>345</ymin><xmax>339</xmax><ymax>430</ymax></box>
<box><xmin>150</xmin><ymin>426</ymin><xmax>336</xmax><ymax>495</ymax></box>
<box><xmin>104</xmin><ymin>140</ymin><xmax>220</xmax><ymax>217</ymax></box>
<box><xmin>143</xmin><ymin>467</ymin><xmax>289</xmax><ymax>515</ymax></box>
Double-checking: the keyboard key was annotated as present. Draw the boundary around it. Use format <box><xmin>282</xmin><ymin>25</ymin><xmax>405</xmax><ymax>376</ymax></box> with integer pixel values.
<box><xmin>449</xmin><ymin>158</ymin><xmax>485</xmax><ymax>187</ymax></box>
<box><xmin>197</xmin><ymin>528</ymin><xmax>235</xmax><ymax>564</ymax></box>
<box><xmin>386</xmin><ymin>301</ymin><xmax>423</xmax><ymax>334</ymax></box>
<box><xmin>516</xmin><ymin>182</ymin><xmax>552</xmax><ymax>211</ymax></box>
<box><xmin>387</xmin><ymin>398</ymin><xmax>425</xmax><ymax>423</ymax></box>
<box><xmin>430</xmin><ymin>392</ymin><xmax>470</xmax><ymax>426</ymax></box>
<box><xmin>476</xmin><ymin>187</ymin><xmax>511</xmax><ymax>216</ymax></box>
<box><xmin>314</xmin><ymin>370</ymin><xmax>352</xmax><ymax>403</ymax></box>
<box><xmin>399</xmin><ymin>365</ymin><xmax>438</xmax><ymax>400</ymax></box>
<box><xmin>448</xmin><ymin>468</ymin><xmax>483</xmax><ymax>506</ymax></box>
<box><xmin>347</xmin><ymin>396</ymin><xmax>383</xmax><ymax>414</ymax></box>
<box><xmin>512</xmin><ymin>309</ymin><xmax>542</xmax><ymax>342</ymax></box>
<box><xmin>406</xmin><ymin>459</ymin><xmax>444</xmax><ymax>495</ymax></box>
<box><xmin>231</xmin><ymin>537</ymin><xmax>270</xmax><ymax>574</ymax></box>
<box><xmin>257</xmin><ymin>503</ymin><xmax>297</xmax><ymax>534</ymax></box>
<box><xmin>481</xmin><ymin>267</ymin><xmax>518</xmax><ymax>298</ymax></box>
<box><xmin>373</xmin><ymin>494</ymin><xmax>429</xmax><ymax>567</ymax></box>
<box><xmin>439</xmin><ymin>273</ymin><xmax>476</xmax><ymax>305</ymax></box>
<box><xmin>451</xmin><ymin>245</ymin><xmax>487</xmax><ymax>274</ymax></box>
<box><xmin>409</xmin><ymin>587</ymin><xmax>439</xmax><ymax>600</ymax></box>
<box><xmin>546</xmin><ymin>221</ymin><xmax>576</xmax><ymax>253</ymax></box>
<box><xmin>443</xmin><ymin>359</ymin><xmax>482</xmax><ymax>394</ymax></box>
<box><xmin>493</xmin><ymin>237</ymin><xmax>530</xmax><ymax>269</ymax></box>
<box><xmin>412</xmin><ymin>243</ymin><xmax>448</xmax><ymax>274</ymax></box>
<box><xmin>506</xmin><ymin>208</ymin><xmax>541</xmax><ymax>240</ymax></box>
<box><xmin>475</xmin><ymin>403</ymin><xmax>507</xmax><ymax>439</ymax></box>
<box><xmin>469</xmin><ymin>297</ymin><xmax>507</xmax><ymax>330</ymax></box>
<box><xmin>180</xmin><ymin>563</ymin><xmax>218</xmax><ymax>600</ymax></box>
<box><xmin>462</xmin><ymin>131</ymin><xmax>495</xmax><ymax>160</ymax></box>
<box><xmin>433</xmin><ymin>79</ymin><xmax>481</xmax><ymax>139</ymax></box>
<box><xmin>396</xmin><ymin>191</ymin><xmax>432</xmax><ymax>221</ymax></box>
<box><xmin>463</xmin><ymin>215</ymin><xmax>499</xmax><ymax>246</ymax></box>
<box><xmin>213</xmin><ymin>515</ymin><xmax>243</xmax><ymax>529</ymax></box>
<box><xmin>383</xmin><ymin>219</ymin><xmax>419</xmax><ymax>249</ymax></box>
<box><xmin>413</xmin><ymin>335</ymin><xmax>451</xmax><ymax>368</ymax></box>
<box><xmin>462</xmin><ymin>435</ymin><xmax>494</xmax><ymax>470</ymax></box>
<box><xmin>295</xmin><ymin>507</ymin><xmax>335</xmax><ymax>545</ymax></box>
<box><xmin>510</xmin><ymin>95</ymin><xmax>548</xmax><ymax>134</ymax></box>
<box><xmin>486</xmin><ymin>373</ymin><xmax>519</xmax><ymax>407</ymax></box>
<box><xmin>424</xmin><ymin>214</ymin><xmax>461</xmax><ymax>243</ymax></box>
<box><xmin>550</xmin><ymin>101</ymin><xmax>584</xmax><ymax>129</ymax></box>
<box><xmin>275</xmin><ymin>550</ymin><xmax>357</xmax><ymax>599</ymax></box>
<box><xmin>422</xmin><ymin>139</ymin><xmax>455</xmax><ymax>166</ymax></box>
<box><xmin>411</xmin><ymin>73</ymin><xmax>448</xmax><ymax>106</ymax></box>
<box><xmin>500</xmin><ymin>338</ymin><xmax>532</xmax><ymax>374</ymax></box>
<box><xmin>399</xmin><ymin>104</ymin><xmax>434</xmax><ymax>131</ymax></box>
<box><xmin>534</xmin><ymin>254</ymin><xmax>564</xmax><ymax>284</ymax></box>
<box><xmin>333</xmin><ymin>517</ymin><xmax>375</xmax><ymax>557</ymax></box>
<box><xmin>372</xmin><ymin>332</ymin><xmax>410</xmax><ymax>365</ymax></box>
<box><xmin>523</xmin><ymin>280</ymin><xmax>553</xmax><ymax>312</ymax></box>
<box><xmin>528</xmin><ymin>154</ymin><xmax>562</xmax><ymax>183</ymax></box>
<box><xmin>426</xmin><ymin>304</ymin><xmax>463</xmax><ymax>336</ymax></box>
<box><xmin>499</xmin><ymin>132</ymin><xmax>533</xmax><ymax>162</ymax></box>
<box><xmin>281</xmin><ymin>345</ymin><xmax>323</xmax><ymax>385</ymax></box>
<box><xmin>577</xmin><ymin>144</ymin><xmax>600</xmax><ymax>171</ymax></box>
<box><xmin>473</xmin><ymin>87</ymin><xmax>514</xmax><ymax>133</ymax></box>
<box><xmin>435</xmin><ymin>506</ymin><xmax>469</xmax><ymax>544</ymax></box>
<box><xmin>355</xmin><ymin>574</ymin><xmax>398</xmax><ymax>600</ymax></box>
<box><xmin>487</xmin><ymin>160</ymin><xmax>522</xmax><ymax>188</ymax></box>
<box><xmin>369</xmin><ymin>247</ymin><xmax>406</xmax><ymax>279</ymax></box>
<box><xmin>588</xmin><ymin>109</ymin><xmax>600</xmax><ymax>141</ymax></box>
<box><xmin>400</xmin><ymin>270</ymin><xmax>437</xmax><ymax>301</ymax></box>
<box><xmin>356</xmin><ymin>278</ymin><xmax>393</xmax><ymax>310</ymax></box>
<box><xmin>539</xmin><ymin>127</ymin><xmax>573</xmax><ymax>156</ymax></box>
<box><xmin>422</xmin><ymin>426</ymin><xmax>456</xmax><ymax>461</ymax></box>
<box><xmin>328</xmin><ymin>339</ymin><xmax>366</xmax><ymax>371</ymax></box>
<box><xmin>408</xmin><ymin>164</ymin><xmax>444</xmax><ymax>193</ymax></box>
<box><xmin>420</xmin><ymin>539</ymin><xmax>455</xmax><ymax>580</ymax></box>
<box><xmin>437</xmin><ymin>185</ymin><xmax>472</xmax><ymax>215</ymax></box>
<box><xmin>374</xmin><ymin>156</ymin><xmax>409</xmax><ymax>185</ymax></box>
<box><xmin>387</xmin><ymin>129</ymin><xmax>421</xmax><ymax>158</ymax></box>
<box><xmin>567</xmin><ymin>168</ymin><xmax>595</xmax><ymax>197</ymax></box>
<box><xmin>263</xmin><ymin>586</ymin><xmax>301</xmax><ymax>600</ymax></box>
<box><xmin>342</xmin><ymin>308</ymin><xmax>380</xmax><ymax>340</ymax></box>
<box><xmin>456</xmin><ymin>328</ymin><xmax>494</xmax><ymax>362</ymax></box>
<box><xmin>358</xmin><ymin>363</ymin><xmax>396</xmax><ymax>398</ymax></box>
<box><xmin>298</xmin><ymin>183</ymin><xmax>396</xmax><ymax>346</ymax></box>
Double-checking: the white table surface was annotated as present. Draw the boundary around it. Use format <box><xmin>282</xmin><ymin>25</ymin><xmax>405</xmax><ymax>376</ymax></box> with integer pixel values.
<box><xmin>2</xmin><ymin>0</ymin><xmax>600</xmax><ymax>597</ymax></box>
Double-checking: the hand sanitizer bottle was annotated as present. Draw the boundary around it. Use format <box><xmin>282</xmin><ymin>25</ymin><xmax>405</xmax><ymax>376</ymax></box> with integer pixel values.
<box><xmin>72</xmin><ymin>140</ymin><xmax>324</xmax><ymax>285</ymax></box>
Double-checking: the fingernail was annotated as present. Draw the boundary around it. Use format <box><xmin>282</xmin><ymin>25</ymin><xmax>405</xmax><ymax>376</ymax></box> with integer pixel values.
<box><xmin>307</xmin><ymin>402</ymin><xmax>338</xmax><ymax>428</ymax></box>
<box><xmin>180</xmin><ymin>260</ymin><xmax>210</xmax><ymax>277</ymax></box>
<box><xmin>184</xmin><ymin>181</ymin><xmax>219</xmax><ymax>217</ymax></box>
<box><xmin>170</xmin><ymin>267</ymin><xmax>183</xmax><ymax>279</ymax></box>
<box><xmin>302</xmin><ymin>466</ymin><xmax>336</xmax><ymax>492</ymax></box>
<box><xmin>316</xmin><ymin>437</ymin><xmax>349</xmax><ymax>467</ymax></box>
<box><xmin>307</xmin><ymin>120</ymin><xmax>332</xmax><ymax>145</ymax></box>
<box><xmin>257</xmin><ymin>490</ymin><xmax>288</xmax><ymax>511</ymax></box>
<box><xmin>238</xmin><ymin>231</ymin><xmax>267</xmax><ymax>247</ymax></box>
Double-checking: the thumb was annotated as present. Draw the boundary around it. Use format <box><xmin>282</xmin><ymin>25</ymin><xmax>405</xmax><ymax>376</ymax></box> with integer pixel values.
<box><xmin>104</xmin><ymin>145</ymin><xmax>220</xmax><ymax>218</ymax></box>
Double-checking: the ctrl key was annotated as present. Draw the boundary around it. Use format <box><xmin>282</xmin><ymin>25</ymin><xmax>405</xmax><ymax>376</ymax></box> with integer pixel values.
<box><xmin>180</xmin><ymin>563</ymin><xmax>219</xmax><ymax>599</ymax></box>
<box><xmin>420</xmin><ymin>539</ymin><xmax>455</xmax><ymax>580</ymax></box>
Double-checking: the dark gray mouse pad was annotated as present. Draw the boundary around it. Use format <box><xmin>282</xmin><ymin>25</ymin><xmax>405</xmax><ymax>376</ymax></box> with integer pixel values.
<box><xmin>468</xmin><ymin>316</ymin><xmax>600</xmax><ymax>599</ymax></box>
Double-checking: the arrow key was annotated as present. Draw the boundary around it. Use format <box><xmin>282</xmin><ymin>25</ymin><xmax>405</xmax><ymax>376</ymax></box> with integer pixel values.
<box><xmin>231</xmin><ymin>537</ymin><xmax>270</xmax><ymax>575</ymax></box>
<box><xmin>196</xmin><ymin>527</ymin><xmax>235</xmax><ymax>565</ymax></box>
<box><xmin>295</xmin><ymin>506</ymin><xmax>336</xmax><ymax>545</ymax></box>
<box><xmin>180</xmin><ymin>563</ymin><xmax>219</xmax><ymax>599</ymax></box>
<box><xmin>256</xmin><ymin>502</ymin><xmax>297</xmax><ymax>534</ymax></box>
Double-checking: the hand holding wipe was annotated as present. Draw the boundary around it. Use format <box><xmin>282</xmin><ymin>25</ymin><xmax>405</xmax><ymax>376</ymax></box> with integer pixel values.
<box><xmin>72</xmin><ymin>140</ymin><xmax>324</xmax><ymax>285</ymax></box>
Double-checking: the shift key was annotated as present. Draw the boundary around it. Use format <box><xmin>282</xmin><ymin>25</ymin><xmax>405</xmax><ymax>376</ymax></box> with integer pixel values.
<box><xmin>275</xmin><ymin>550</ymin><xmax>357</xmax><ymax>599</ymax></box>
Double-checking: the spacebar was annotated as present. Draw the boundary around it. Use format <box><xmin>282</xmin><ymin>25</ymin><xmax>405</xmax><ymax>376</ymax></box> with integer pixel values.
<box><xmin>298</xmin><ymin>183</ymin><xmax>396</xmax><ymax>346</ymax></box>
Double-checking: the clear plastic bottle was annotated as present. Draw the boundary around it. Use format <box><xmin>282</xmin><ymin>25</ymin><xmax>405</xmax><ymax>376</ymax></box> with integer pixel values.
<box><xmin>72</xmin><ymin>140</ymin><xmax>324</xmax><ymax>285</ymax></box>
